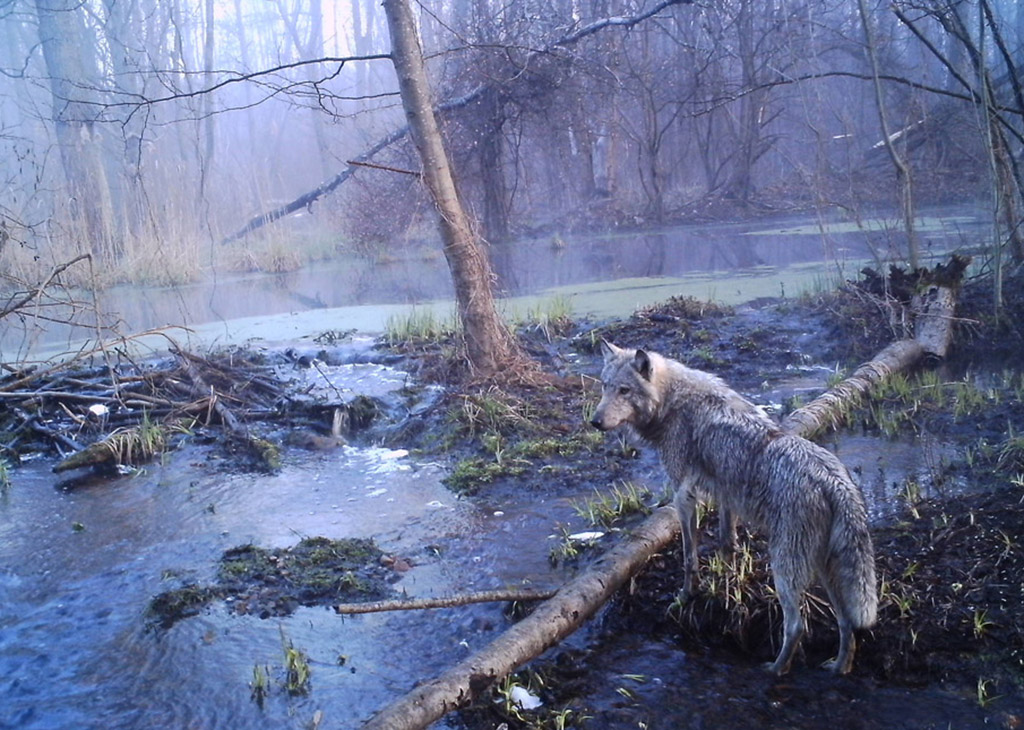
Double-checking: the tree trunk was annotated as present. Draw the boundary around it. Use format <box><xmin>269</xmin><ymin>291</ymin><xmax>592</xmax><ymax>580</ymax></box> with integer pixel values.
<box><xmin>478</xmin><ymin>88</ymin><xmax>510</xmax><ymax>244</ymax></box>
<box><xmin>859</xmin><ymin>0</ymin><xmax>919</xmax><ymax>269</ymax></box>
<box><xmin>382</xmin><ymin>0</ymin><xmax>524</xmax><ymax>377</ymax></box>
<box><xmin>361</xmin><ymin>285</ymin><xmax>959</xmax><ymax>730</ymax></box>
<box><xmin>34</xmin><ymin>0</ymin><xmax>119</xmax><ymax>259</ymax></box>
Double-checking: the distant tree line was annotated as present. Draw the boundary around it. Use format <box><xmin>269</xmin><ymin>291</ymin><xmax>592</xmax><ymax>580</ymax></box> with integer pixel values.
<box><xmin>0</xmin><ymin>0</ymin><xmax>1021</xmax><ymax>290</ymax></box>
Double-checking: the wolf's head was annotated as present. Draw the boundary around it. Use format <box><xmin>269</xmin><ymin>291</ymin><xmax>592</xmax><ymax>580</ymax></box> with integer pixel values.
<box><xmin>590</xmin><ymin>340</ymin><xmax>662</xmax><ymax>432</ymax></box>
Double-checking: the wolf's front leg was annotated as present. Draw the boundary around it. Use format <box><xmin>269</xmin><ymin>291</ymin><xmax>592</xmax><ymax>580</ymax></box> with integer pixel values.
<box><xmin>673</xmin><ymin>481</ymin><xmax>701</xmax><ymax>600</ymax></box>
<box><xmin>718</xmin><ymin>506</ymin><xmax>738</xmax><ymax>554</ymax></box>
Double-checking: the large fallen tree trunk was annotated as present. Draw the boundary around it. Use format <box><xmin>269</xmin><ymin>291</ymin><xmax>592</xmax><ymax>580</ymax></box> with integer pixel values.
<box><xmin>361</xmin><ymin>282</ymin><xmax>959</xmax><ymax>730</ymax></box>
<box><xmin>782</xmin><ymin>281</ymin><xmax>957</xmax><ymax>437</ymax></box>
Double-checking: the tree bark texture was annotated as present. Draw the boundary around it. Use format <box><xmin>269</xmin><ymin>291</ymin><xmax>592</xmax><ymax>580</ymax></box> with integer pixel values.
<box><xmin>382</xmin><ymin>0</ymin><xmax>520</xmax><ymax>377</ymax></box>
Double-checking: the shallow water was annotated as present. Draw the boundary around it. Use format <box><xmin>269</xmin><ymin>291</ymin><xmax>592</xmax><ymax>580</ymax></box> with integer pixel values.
<box><xmin>3</xmin><ymin>207</ymin><xmax>986</xmax><ymax>362</ymax></box>
<box><xmin>0</xmin><ymin>438</ymin><xmax>593</xmax><ymax>730</ymax></box>
<box><xmin>0</xmin><ymin>351</ymin><xmax>998</xmax><ymax>730</ymax></box>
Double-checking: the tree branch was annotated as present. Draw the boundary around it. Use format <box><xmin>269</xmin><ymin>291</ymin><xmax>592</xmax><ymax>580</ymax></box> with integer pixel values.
<box><xmin>221</xmin><ymin>0</ymin><xmax>693</xmax><ymax>244</ymax></box>
<box><xmin>335</xmin><ymin>587</ymin><xmax>557</xmax><ymax>615</ymax></box>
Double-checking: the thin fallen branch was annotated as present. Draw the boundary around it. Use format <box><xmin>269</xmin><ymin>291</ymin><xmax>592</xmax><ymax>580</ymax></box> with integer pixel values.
<box><xmin>0</xmin><ymin>326</ymin><xmax>188</xmax><ymax>393</ymax></box>
<box><xmin>0</xmin><ymin>254</ymin><xmax>91</xmax><ymax>319</ymax></box>
<box><xmin>361</xmin><ymin>507</ymin><xmax>681</xmax><ymax>730</ymax></box>
<box><xmin>337</xmin><ymin>585</ymin><xmax>557</xmax><ymax>610</ymax></box>
<box><xmin>335</xmin><ymin>587</ymin><xmax>557</xmax><ymax>615</ymax></box>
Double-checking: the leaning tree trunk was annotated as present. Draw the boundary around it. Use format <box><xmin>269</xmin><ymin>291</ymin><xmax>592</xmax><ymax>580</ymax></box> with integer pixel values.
<box><xmin>360</xmin><ymin>283</ymin><xmax>959</xmax><ymax>730</ymax></box>
<box><xmin>383</xmin><ymin>0</ymin><xmax>524</xmax><ymax>378</ymax></box>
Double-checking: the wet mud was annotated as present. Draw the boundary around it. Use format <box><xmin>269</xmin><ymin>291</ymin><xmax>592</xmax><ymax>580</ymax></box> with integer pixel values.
<box><xmin>148</xmin><ymin>536</ymin><xmax>395</xmax><ymax>627</ymax></box>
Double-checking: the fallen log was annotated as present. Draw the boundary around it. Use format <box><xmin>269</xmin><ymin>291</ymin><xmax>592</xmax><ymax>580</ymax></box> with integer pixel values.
<box><xmin>52</xmin><ymin>420</ymin><xmax>177</xmax><ymax>473</ymax></box>
<box><xmin>780</xmin><ymin>339</ymin><xmax>923</xmax><ymax>438</ymax></box>
<box><xmin>781</xmin><ymin>283</ymin><xmax>958</xmax><ymax>438</ymax></box>
<box><xmin>361</xmin><ymin>507</ymin><xmax>680</xmax><ymax>730</ymax></box>
<box><xmin>361</xmin><ymin>280</ymin><xmax>960</xmax><ymax>730</ymax></box>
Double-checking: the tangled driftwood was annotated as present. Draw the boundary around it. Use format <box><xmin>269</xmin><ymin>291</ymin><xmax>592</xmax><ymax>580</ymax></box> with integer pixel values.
<box><xmin>1</xmin><ymin>344</ymin><xmax>327</xmax><ymax>474</ymax></box>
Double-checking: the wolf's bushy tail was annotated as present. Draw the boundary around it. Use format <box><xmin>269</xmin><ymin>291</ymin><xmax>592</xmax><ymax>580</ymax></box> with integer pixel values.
<box><xmin>827</xmin><ymin>484</ymin><xmax>878</xmax><ymax>628</ymax></box>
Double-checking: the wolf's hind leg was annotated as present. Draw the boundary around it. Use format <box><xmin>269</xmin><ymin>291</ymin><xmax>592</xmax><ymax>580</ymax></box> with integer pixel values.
<box><xmin>821</xmin><ymin>618</ymin><xmax>856</xmax><ymax>674</ymax></box>
<box><xmin>673</xmin><ymin>481</ymin><xmax>700</xmax><ymax>600</ymax></box>
<box><xmin>766</xmin><ymin>572</ymin><xmax>806</xmax><ymax>675</ymax></box>
<box><xmin>821</xmin><ymin>579</ymin><xmax>857</xmax><ymax>674</ymax></box>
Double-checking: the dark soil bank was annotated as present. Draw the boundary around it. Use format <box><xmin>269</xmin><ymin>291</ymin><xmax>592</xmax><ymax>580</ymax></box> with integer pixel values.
<box><xmin>383</xmin><ymin>269</ymin><xmax>1024</xmax><ymax>730</ymax></box>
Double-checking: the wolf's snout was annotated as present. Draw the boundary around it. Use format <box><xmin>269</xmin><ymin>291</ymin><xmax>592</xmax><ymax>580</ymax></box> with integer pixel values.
<box><xmin>589</xmin><ymin>417</ymin><xmax>605</xmax><ymax>431</ymax></box>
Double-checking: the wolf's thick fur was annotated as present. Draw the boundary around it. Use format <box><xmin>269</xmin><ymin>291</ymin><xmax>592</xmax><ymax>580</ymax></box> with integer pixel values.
<box><xmin>591</xmin><ymin>341</ymin><xmax>877</xmax><ymax>675</ymax></box>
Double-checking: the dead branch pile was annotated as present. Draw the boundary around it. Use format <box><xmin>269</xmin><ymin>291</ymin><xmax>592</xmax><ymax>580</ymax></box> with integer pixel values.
<box><xmin>0</xmin><ymin>346</ymin><xmax>340</xmax><ymax>474</ymax></box>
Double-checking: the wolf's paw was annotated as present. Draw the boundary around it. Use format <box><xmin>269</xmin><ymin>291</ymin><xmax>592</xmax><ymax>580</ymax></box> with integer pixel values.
<box><xmin>762</xmin><ymin>660</ymin><xmax>788</xmax><ymax>676</ymax></box>
<box><xmin>820</xmin><ymin>657</ymin><xmax>852</xmax><ymax>675</ymax></box>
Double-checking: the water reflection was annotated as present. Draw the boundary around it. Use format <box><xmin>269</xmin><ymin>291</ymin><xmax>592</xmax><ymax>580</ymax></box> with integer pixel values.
<box><xmin>0</xmin><ymin>210</ymin><xmax>984</xmax><ymax>362</ymax></box>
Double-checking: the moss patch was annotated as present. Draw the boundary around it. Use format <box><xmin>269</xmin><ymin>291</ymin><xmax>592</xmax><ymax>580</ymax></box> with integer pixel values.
<box><xmin>149</xmin><ymin>536</ymin><xmax>392</xmax><ymax>627</ymax></box>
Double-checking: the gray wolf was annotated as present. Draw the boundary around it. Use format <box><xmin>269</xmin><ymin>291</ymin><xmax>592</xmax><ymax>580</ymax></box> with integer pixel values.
<box><xmin>590</xmin><ymin>340</ymin><xmax>877</xmax><ymax>674</ymax></box>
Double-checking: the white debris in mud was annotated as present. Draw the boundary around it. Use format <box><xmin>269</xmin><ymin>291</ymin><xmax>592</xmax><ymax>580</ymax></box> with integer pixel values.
<box><xmin>506</xmin><ymin>686</ymin><xmax>543</xmax><ymax>710</ymax></box>
<box><xmin>362</xmin><ymin>447</ymin><xmax>411</xmax><ymax>474</ymax></box>
<box><xmin>567</xmin><ymin>531</ymin><xmax>605</xmax><ymax>542</ymax></box>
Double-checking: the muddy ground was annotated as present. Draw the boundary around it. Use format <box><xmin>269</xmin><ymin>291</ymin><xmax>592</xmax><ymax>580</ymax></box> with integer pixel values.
<box><xmin>379</xmin><ymin>268</ymin><xmax>1024</xmax><ymax>729</ymax></box>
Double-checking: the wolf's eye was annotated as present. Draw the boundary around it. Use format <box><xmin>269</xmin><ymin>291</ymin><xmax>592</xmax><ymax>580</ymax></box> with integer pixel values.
<box><xmin>618</xmin><ymin>385</ymin><xmax>631</xmax><ymax>395</ymax></box>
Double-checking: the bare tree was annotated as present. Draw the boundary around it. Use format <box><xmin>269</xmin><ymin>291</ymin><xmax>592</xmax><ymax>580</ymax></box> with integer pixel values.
<box><xmin>860</xmin><ymin>0</ymin><xmax>919</xmax><ymax>269</ymax></box>
<box><xmin>382</xmin><ymin>0</ymin><xmax>527</xmax><ymax>377</ymax></box>
<box><xmin>32</xmin><ymin>0</ymin><xmax>119</xmax><ymax>259</ymax></box>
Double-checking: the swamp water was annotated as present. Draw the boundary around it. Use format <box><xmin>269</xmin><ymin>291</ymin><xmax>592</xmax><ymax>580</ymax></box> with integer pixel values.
<box><xmin>3</xmin><ymin>207</ymin><xmax>985</xmax><ymax>362</ymax></box>
<box><xmin>0</xmin><ymin>208</ymin><xmax>1001</xmax><ymax>728</ymax></box>
<box><xmin>0</xmin><ymin>354</ymin><xmax>994</xmax><ymax>730</ymax></box>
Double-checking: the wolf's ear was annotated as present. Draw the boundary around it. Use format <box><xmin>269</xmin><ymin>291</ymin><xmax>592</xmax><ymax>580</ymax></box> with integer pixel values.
<box><xmin>633</xmin><ymin>349</ymin><xmax>652</xmax><ymax>380</ymax></box>
<box><xmin>600</xmin><ymin>339</ymin><xmax>620</xmax><ymax>362</ymax></box>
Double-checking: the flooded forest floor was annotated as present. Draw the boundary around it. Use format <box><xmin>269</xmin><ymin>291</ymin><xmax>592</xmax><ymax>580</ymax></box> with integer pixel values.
<box><xmin>5</xmin><ymin>266</ymin><xmax>1024</xmax><ymax>729</ymax></box>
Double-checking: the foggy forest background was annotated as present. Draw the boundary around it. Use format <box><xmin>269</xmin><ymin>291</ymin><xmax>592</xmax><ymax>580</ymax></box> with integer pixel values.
<box><xmin>1</xmin><ymin>0</ymin><xmax>1022</xmax><ymax>301</ymax></box>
